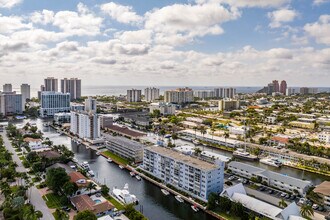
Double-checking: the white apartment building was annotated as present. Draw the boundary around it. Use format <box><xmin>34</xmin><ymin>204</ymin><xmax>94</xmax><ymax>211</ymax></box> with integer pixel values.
<box><xmin>318</xmin><ymin>132</ymin><xmax>330</xmax><ymax>143</ymax></box>
<box><xmin>285</xmin><ymin>88</ymin><xmax>295</xmax><ymax>96</ymax></box>
<box><xmin>143</xmin><ymin>146</ymin><xmax>224</xmax><ymax>201</ymax></box>
<box><xmin>127</xmin><ymin>89</ymin><xmax>142</xmax><ymax>102</ymax></box>
<box><xmin>40</xmin><ymin>91</ymin><xmax>70</xmax><ymax>118</ymax></box>
<box><xmin>265</xmin><ymin>116</ymin><xmax>277</xmax><ymax>124</ymax></box>
<box><xmin>0</xmin><ymin>92</ymin><xmax>23</xmax><ymax>116</ymax></box>
<box><xmin>164</xmin><ymin>87</ymin><xmax>194</xmax><ymax>104</ymax></box>
<box><xmin>149</xmin><ymin>102</ymin><xmax>176</xmax><ymax>115</ymax></box>
<box><xmin>61</xmin><ymin>78</ymin><xmax>81</xmax><ymax>100</ymax></box>
<box><xmin>214</xmin><ymin>87</ymin><xmax>236</xmax><ymax>99</ymax></box>
<box><xmin>228</xmin><ymin>161</ymin><xmax>312</xmax><ymax>196</ymax></box>
<box><xmin>85</xmin><ymin>97</ymin><xmax>97</xmax><ymax>113</ymax></box>
<box><xmin>144</xmin><ymin>87</ymin><xmax>160</xmax><ymax>102</ymax></box>
<box><xmin>21</xmin><ymin>84</ymin><xmax>30</xmax><ymax>110</ymax></box>
<box><xmin>70</xmin><ymin>111</ymin><xmax>100</xmax><ymax>141</ymax></box>
<box><xmin>228</xmin><ymin>126</ymin><xmax>246</xmax><ymax>135</ymax></box>
<box><xmin>194</xmin><ymin>90</ymin><xmax>215</xmax><ymax>99</ymax></box>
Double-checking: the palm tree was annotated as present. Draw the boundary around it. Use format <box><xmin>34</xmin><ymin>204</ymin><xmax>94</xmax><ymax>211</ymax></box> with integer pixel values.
<box><xmin>200</xmin><ymin>126</ymin><xmax>206</xmax><ymax>140</ymax></box>
<box><xmin>224</xmin><ymin>132</ymin><xmax>229</xmax><ymax>147</ymax></box>
<box><xmin>86</xmin><ymin>182</ymin><xmax>97</xmax><ymax>195</ymax></box>
<box><xmin>278</xmin><ymin>198</ymin><xmax>287</xmax><ymax>208</ymax></box>
<box><xmin>300</xmin><ymin>204</ymin><xmax>314</xmax><ymax>219</ymax></box>
<box><xmin>54</xmin><ymin>209</ymin><xmax>69</xmax><ymax>220</ymax></box>
<box><xmin>193</xmin><ymin>126</ymin><xmax>198</xmax><ymax>138</ymax></box>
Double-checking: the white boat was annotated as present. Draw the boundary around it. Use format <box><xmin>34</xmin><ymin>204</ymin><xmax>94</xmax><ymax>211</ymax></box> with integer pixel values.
<box><xmin>80</xmin><ymin>161</ymin><xmax>90</xmax><ymax>171</ymax></box>
<box><xmin>112</xmin><ymin>184</ymin><xmax>138</xmax><ymax>205</ymax></box>
<box><xmin>260</xmin><ymin>157</ymin><xmax>282</xmax><ymax>167</ymax></box>
<box><xmin>107</xmin><ymin>158</ymin><xmax>112</xmax><ymax>163</ymax></box>
<box><xmin>119</xmin><ymin>165</ymin><xmax>124</xmax><ymax>169</ymax></box>
<box><xmin>88</xmin><ymin>170</ymin><xmax>95</xmax><ymax>177</ymax></box>
<box><xmin>96</xmin><ymin>151</ymin><xmax>101</xmax><ymax>156</ymax></box>
<box><xmin>192</xmin><ymin>139</ymin><xmax>199</xmax><ymax>145</ymax></box>
<box><xmin>135</xmin><ymin>175</ymin><xmax>141</xmax><ymax>181</ymax></box>
<box><xmin>161</xmin><ymin>189</ymin><xmax>170</xmax><ymax>196</ymax></box>
<box><xmin>175</xmin><ymin>195</ymin><xmax>184</xmax><ymax>203</ymax></box>
<box><xmin>72</xmin><ymin>157</ymin><xmax>78</xmax><ymax>163</ymax></box>
<box><xmin>191</xmin><ymin>205</ymin><xmax>199</xmax><ymax>212</ymax></box>
<box><xmin>233</xmin><ymin>148</ymin><xmax>258</xmax><ymax>161</ymax></box>
<box><xmin>130</xmin><ymin>172</ymin><xmax>135</xmax><ymax>177</ymax></box>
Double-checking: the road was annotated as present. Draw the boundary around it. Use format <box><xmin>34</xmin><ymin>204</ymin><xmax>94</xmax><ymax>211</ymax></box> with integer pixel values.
<box><xmin>1</xmin><ymin>131</ymin><xmax>55</xmax><ymax>220</ymax></box>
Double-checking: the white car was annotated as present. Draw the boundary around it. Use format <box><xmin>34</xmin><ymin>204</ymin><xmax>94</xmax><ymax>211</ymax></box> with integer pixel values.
<box><xmin>298</xmin><ymin>198</ymin><xmax>306</xmax><ymax>205</ymax></box>
<box><xmin>312</xmin><ymin>204</ymin><xmax>319</xmax><ymax>210</ymax></box>
<box><xmin>228</xmin><ymin>176</ymin><xmax>235</xmax><ymax>181</ymax></box>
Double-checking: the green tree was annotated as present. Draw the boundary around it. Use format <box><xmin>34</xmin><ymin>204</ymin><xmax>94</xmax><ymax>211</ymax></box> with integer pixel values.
<box><xmin>101</xmin><ymin>184</ymin><xmax>109</xmax><ymax>196</ymax></box>
<box><xmin>53</xmin><ymin>208</ymin><xmax>69</xmax><ymax>220</ymax></box>
<box><xmin>46</xmin><ymin>168</ymin><xmax>70</xmax><ymax>194</ymax></box>
<box><xmin>73</xmin><ymin>210</ymin><xmax>97</xmax><ymax>220</ymax></box>
<box><xmin>171</xmin><ymin>133</ymin><xmax>178</xmax><ymax>144</ymax></box>
<box><xmin>86</xmin><ymin>182</ymin><xmax>97</xmax><ymax>195</ymax></box>
<box><xmin>63</xmin><ymin>182</ymin><xmax>78</xmax><ymax>197</ymax></box>
<box><xmin>30</xmin><ymin>126</ymin><xmax>38</xmax><ymax>133</ymax></box>
<box><xmin>278</xmin><ymin>198</ymin><xmax>287</xmax><ymax>208</ymax></box>
<box><xmin>207</xmin><ymin>192</ymin><xmax>218</xmax><ymax>210</ymax></box>
<box><xmin>300</xmin><ymin>204</ymin><xmax>314</xmax><ymax>219</ymax></box>
<box><xmin>230</xmin><ymin>201</ymin><xmax>244</xmax><ymax>217</ymax></box>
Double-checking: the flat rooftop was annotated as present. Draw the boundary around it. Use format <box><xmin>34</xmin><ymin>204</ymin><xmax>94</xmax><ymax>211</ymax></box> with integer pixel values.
<box><xmin>106</xmin><ymin>136</ymin><xmax>144</xmax><ymax>151</ymax></box>
<box><xmin>145</xmin><ymin>146</ymin><xmax>218</xmax><ymax>171</ymax></box>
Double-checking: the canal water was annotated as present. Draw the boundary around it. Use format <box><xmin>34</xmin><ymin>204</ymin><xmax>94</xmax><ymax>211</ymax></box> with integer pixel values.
<box><xmin>15</xmin><ymin>118</ymin><xmax>216</xmax><ymax>220</ymax></box>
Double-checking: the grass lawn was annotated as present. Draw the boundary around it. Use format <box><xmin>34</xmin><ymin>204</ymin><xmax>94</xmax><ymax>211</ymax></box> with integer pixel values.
<box><xmin>105</xmin><ymin>195</ymin><xmax>124</xmax><ymax>210</ymax></box>
<box><xmin>15</xmin><ymin>148</ymin><xmax>22</xmax><ymax>152</ymax></box>
<box><xmin>19</xmin><ymin>156</ymin><xmax>24</xmax><ymax>160</ymax></box>
<box><xmin>43</xmin><ymin>193</ymin><xmax>68</xmax><ymax>209</ymax></box>
<box><xmin>102</xmin><ymin>151</ymin><xmax>129</xmax><ymax>165</ymax></box>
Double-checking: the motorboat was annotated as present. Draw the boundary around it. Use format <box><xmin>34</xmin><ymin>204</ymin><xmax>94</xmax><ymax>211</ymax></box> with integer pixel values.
<box><xmin>80</xmin><ymin>161</ymin><xmax>90</xmax><ymax>171</ymax></box>
<box><xmin>175</xmin><ymin>195</ymin><xmax>184</xmax><ymax>203</ymax></box>
<box><xmin>107</xmin><ymin>158</ymin><xmax>113</xmax><ymax>163</ymax></box>
<box><xmin>72</xmin><ymin>157</ymin><xmax>78</xmax><ymax>163</ymax></box>
<box><xmin>260</xmin><ymin>157</ymin><xmax>282</xmax><ymax>167</ymax></box>
<box><xmin>233</xmin><ymin>148</ymin><xmax>258</xmax><ymax>161</ymax></box>
<box><xmin>191</xmin><ymin>204</ymin><xmax>199</xmax><ymax>212</ymax></box>
<box><xmin>130</xmin><ymin>172</ymin><xmax>135</xmax><ymax>177</ymax></box>
<box><xmin>112</xmin><ymin>184</ymin><xmax>138</xmax><ymax>205</ymax></box>
<box><xmin>96</xmin><ymin>151</ymin><xmax>101</xmax><ymax>156</ymax></box>
<box><xmin>161</xmin><ymin>189</ymin><xmax>170</xmax><ymax>196</ymax></box>
<box><xmin>119</xmin><ymin>165</ymin><xmax>124</xmax><ymax>169</ymax></box>
<box><xmin>135</xmin><ymin>175</ymin><xmax>141</xmax><ymax>181</ymax></box>
<box><xmin>88</xmin><ymin>170</ymin><xmax>95</xmax><ymax>177</ymax></box>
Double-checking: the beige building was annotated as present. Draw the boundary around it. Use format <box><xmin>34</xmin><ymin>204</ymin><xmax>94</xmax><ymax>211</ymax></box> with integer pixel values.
<box><xmin>313</xmin><ymin>181</ymin><xmax>330</xmax><ymax>210</ymax></box>
<box><xmin>164</xmin><ymin>87</ymin><xmax>194</xmax><ymax>104</ymax></box>
<box><xmin>289</xmin><ymin>121</ymin><xmax>315</xmax><ymax>129</ymax></box>
<box><xmin>218</xmin><ymin>99</ymin><xmax>240</xmax><ymax>111</ymax></box>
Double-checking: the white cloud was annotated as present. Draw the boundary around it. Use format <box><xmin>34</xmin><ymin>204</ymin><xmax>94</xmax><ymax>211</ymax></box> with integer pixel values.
<box><xmin>195</xmin><ymin>0</ymin><xmax>290</xmax><ymax>8</ymax></box>
<box><xmin>266</xmin><ymin>48</ymin><xmax>293</xmax><ymax>59</ymax></box>
<box><xmin>0</xmin><ymin>15</ymin><xmax>31</xmax><ymax>34</ymax></box>
<box><xmin>304</xmin><ymin>15</ymin><xmax>330</xmax><ymax>45</ymax></box>
<box><xmin>268</xmin><ymin>9</ymin><xmax>298</xmax><ymax>28</ymax></box>
<box><xmin>100</xmin><ymin>2</ymin><xmax>142</xmax><ymax>25</ymax></box>
<box><xmin>30</xmin><ymin>10</ymin><xmax>54</xmax><ymax>25</ymax></box>
<box><xmin>0</xmin><ymin>0</ymin><xmax>22</xmax><ymax>8</ymax></box>
<box><xmin>313</xmin><ymin>0</ymin><xmax>330</xmax><ymax>5</ymax></box>
<box><xmin>114</xmin><ymin>30</ymin><xmax>153</xmax><ymax>44</ymax></box>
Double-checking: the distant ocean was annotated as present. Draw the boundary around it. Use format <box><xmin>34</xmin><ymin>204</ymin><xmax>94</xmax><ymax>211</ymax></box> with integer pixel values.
<box><xmin>28</xmin><ymin>85</ymin><xmax>330</xmax><ymax>97</ymax></box>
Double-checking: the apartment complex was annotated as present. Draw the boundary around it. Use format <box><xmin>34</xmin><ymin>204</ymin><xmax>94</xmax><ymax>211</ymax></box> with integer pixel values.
<box><xmin>218</xmin><ymin>99</ymin><xmax>240</xmax><ymax>111</ymax></box>
<box><xmin>143</xmin><ymin>146</ymin><xmax>224</xmax><ymax>201</ymax></box>
<box><xmin>44</xmin><ymin>77</ymin><xmax>58</xmax><ymax>92</ymax></box>
<box><xmin>144</xmin><ymin>87</ymin><xmax>159</xmax><ymax>102</ymax></box>
<box><xmin>106</xmin><ymin>136</ymin><xmax>144</xmax><ymax>163</ymax></box>
<box><xmin>214</xmin><ymin>87</ymin><xmax>236</xmax><ymax>99</ymax></box>
<box><xmin>61</xmin><ymin>78</ymin><xmax>81</xmax><ymax>100</ymax></box>
<box><xmin>313</xmin><ymin>181</ymin><xmax>330</xmax><ymax>210</ymax></box>
<box><xmin>149</xmin><ymin>102</ymin><xmax>176</xmax><ymax>115</ymax></box>
<box><xmin>0</xmin><ymin>92</ymin><xmax>22</xmax><ymax>116</ymax></box>
<box><xmin>280</xmin><ymin>80</ymin><xmax>287</xmax><ymax>94</ymax></box>
<box><xmin>127</xmin><ymin>89</ymin><xmax>142</xmax><ymax>102</ymax></box>
<box><xmin>164</xmin><ymin>87</ymin><xmax>194</xmax><ymax>104</ymax></box>
<box><xmin>20</xmin><ymin>84</ymin><xmax>30</xmax><ymax>110</ymax></box>
<box><xmin>194</xmin><ymin>90</ymin><xmax>215</xmax><ymax>99</ymax></box>
<box><xmin>318</xmin><ymin>132</ymin><xmax>330</xmax><ymax>143</ymax></box>
<box><xmin>3</xmin><ymin>84</ymin><xmax>12</xmax><ymax>92</ymax></box>
<box><xmin>300</xmin><ymin>87</ymin><xmax>318</xmax><ymax>95</ymax></box>
<box><xmin>40</xmin><ymin>91</ymin><xmax>70</xmax><ymax>118</ymax></box>
<box><xmin>228</xmin><ymin>161</ymin><xmax>312</xmax><ymax>195</ymax></box>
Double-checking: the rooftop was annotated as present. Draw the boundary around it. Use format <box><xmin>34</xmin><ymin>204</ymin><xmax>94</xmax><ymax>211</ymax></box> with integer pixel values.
<box><xmin>105</xmin><ymin>125</ymin><xmax>145</xmax><ymax>138</ymax></box>
<box><xmin>106</xmin><ymin>135</ymin><xmax>144</xmax><ymax>151</ymax></box>
<box><xmin>313</xmin><ymin>181</ymin><xmax>330</xmax><ymax>196</ymax></box>
<box><xmin>71</xmin><ymin>194</ymin><xmax>114</xmax><ymax>214</ymax></box>
<box><xmin>145</xmin><ymin>146</ymin><xmax>218</xmax><ymax>171</ymax></box>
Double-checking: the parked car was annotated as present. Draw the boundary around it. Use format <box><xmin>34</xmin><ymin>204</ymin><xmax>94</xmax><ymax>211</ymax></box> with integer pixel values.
<box><xmin>298</xmin><ymin>198</ymin><xmax>306</xmax><ymax>205</ymax></box>
<box><xmin>318</xmin><ymin>206</ymin><xmax>325</xmax><ymax>212</ymax></box>
<box><xmin>285</xmin><ymin>194</ymin><xmax>291</xmax><ymax>199</ymax></box>
<box><xmin>61</xmin><ymin>206</ymin><xmax>71</xmax><ymax>212</ymax></box>
<box><xmin>280</xmin><ymin>192</ymin><xmax>287</xmax><ymax>197</ymax></box>
<box><xmin>290</xmin><ymin>195</ymin><xmax>296</xmax><ymax>200</ymax></box>
<box><xmin>259</xmin><ymin>186</ymin><xmax>266</xmax><ymax>191</ymax></box>
<box><xmin>268</xmin><ymin>189</ymin><xmax>274</xmax><ymax>194</ymax></box>
<box><xmin>228</xmin><ymin>176</ymin><xmax>235</xmax><ymax>181</ymax></box>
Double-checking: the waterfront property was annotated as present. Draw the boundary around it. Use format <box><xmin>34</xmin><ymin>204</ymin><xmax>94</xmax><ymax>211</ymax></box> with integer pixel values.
<box><xmin>313</xmin><ymin>181</ymin><xmax>330</xmax><ymax>210</ymax></box>
<box><xmin>40</xmin><ymin>91</ymin><xmax>70</xmax><ymax>118</ymax></box>
<box><xmin>142</xmin><ymin>146</ymin><xmax>225</xmax><ymax>201</ymax></box>
<box><xmin>54</xmin><ymin>112</ymin><xmax>71</xmax><ymax>124</ymax></box>
<box><xmin>228</xmin><ymin>161</ymin><xmax>312</xmax><ymax>195</ymax></box>
<box><xmin>105</xmin><ymin>136</ymin><xmax>144</xmax><ymax>163</ymax></box>
<box><xmin>23</xmin><ymin>137</ymin><xmax>47</xmax><ymax>151</ymax></box>
<box><xmin>104</xmin><ymin>124</ymin><xmax>145</xmax><ymax>140</ymax></box>
<box><xmin>69</xmin><ymin>171</ymin><xmax>101</xmax><ymax>195</ymax></box>
<box><xmin>179</xmin><ymin>129</ymin><xmax>241</xmax><ymax>148</ymax></box>
<box><xmin>221</xmin><ymin>183</ymin><xmax>303</xmax><ymax>220</ymax></box>
<box><xmin>149</xmin><ymin>102</ymin><xmax>176</xmax><ymax>115</ymax></box>
<box><xmin>70</xmin><ymin>111</ymin><xmax>101</xmax><ymax>142</ymax></box>
<box><xmin>0</xmin><ymin>91</ymin><xmax>23</xmax><ymax>116</ymax></box>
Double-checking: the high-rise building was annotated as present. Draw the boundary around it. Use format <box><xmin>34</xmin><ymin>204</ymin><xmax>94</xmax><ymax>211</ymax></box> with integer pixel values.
<box><xmin>144</xmin><ymin>87</ymin><xmax>159</xmax><ymax>102</ymax></box>
<box><xmin>0</xmin><ymin>92</ymin><xmax>22</xmax><ymax>116</ymax></box>
<box><xmin>280</xmin><ymin>80</ymin><xmax>287</xmax><ymax>94</ymax></box>
<box><xmin>286</xmin><ymin>88</ymin><xmax>295</xmax><ymax>96</ymax></box>
<box><xmin>194</xmin><ymin>90</ymin><xmax>215</xmax><ymax>99</ymax></box>
<box><xmin>70</xmin><ymin>111</ymin><xmax>100</xmax><ymax>140</ymax></box>
<box><xmin>127</xmin><ymin>89</ymin><xmax>142</xmax><ymax>102</ymax></box>
<box><xmin>218</xmin><ymin>99</ymin><xmax>240</xmax><ymax>111</ymax></box>
<box><xmin>214</xmin><ymin>88</ymin><xmax>236</xmax><ymax>99</ymax></box>
<box><xmin>3</xmin><ymin>84</ymin><xmax>12</xmax><ymax>92</ymax></box>
<box><xmin>272</xmin><ymin>80</ymin><xmax>279</xmax><ymax>92</ymax></box>
<box><xmin>44</xmin><ymin>77</ymin><xmax>58</xmax><ymax>92</ymax></box>
<box><xmin>300</xmin><ymin>87</ymin><xmax>318</xmax><ymax>95</ymax></box>
<box><xmin>143</xmin><ymin>146</ymin><xmax>225</xmax><ymax>201</ymax></box>
<box><xmin>85</xmin><ymin>96</ymin><xmax>97</xmax><ymax>113</ymax></box>
<box><xmin>40</xmin><ymin>91</ymin><xmax>70</xmax><ymax>118</ymax></box>
<box><xmin>164</xmin><ymin>87</ymin><xmax>194</xmax><ymax>104</ymax></box>
<box><xmin>61</xmin><ymin>78</ymin><xmax>81</xmax><ymax>100</ymax></box>
<box><xmin>21</xmin><ymin>84</ymin><xmax>30</xmax><ymax>110</ymax></box>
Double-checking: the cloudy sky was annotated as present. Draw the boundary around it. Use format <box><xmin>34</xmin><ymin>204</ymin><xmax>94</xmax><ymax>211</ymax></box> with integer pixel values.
<box><xmin>0</xmin><ymin>0</ymin><xmax>329</xmax><ymax>89</ymax></box>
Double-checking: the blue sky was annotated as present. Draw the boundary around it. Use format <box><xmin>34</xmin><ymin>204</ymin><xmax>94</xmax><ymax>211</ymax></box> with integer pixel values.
<box><xmin>0</xmin><ymin>0</ymin><xmax>329</xmax><ymax>88</ymax></box>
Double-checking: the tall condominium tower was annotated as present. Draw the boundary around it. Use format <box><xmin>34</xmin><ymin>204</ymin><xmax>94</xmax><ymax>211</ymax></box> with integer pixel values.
<box><xmin>144</xmin><ymin>87</ymin><xmax>160</xmax><ymax>102</ymax></box>
<box><xmin>272</xmin><ymin>80</ymin><xmax>279</xmax><ymax>92</ymax></box>
<box><xmin>127</xmin><ymin>89</ymin><xmax>142</xmax><ymax>102</ymax></box>
<box><xmin>280</xmin><ymin>80</ymin><xmax>287</xmax><ymax>94</ymax></box>
<box><xmin>3</xmin><ymin>84</ymin><xmax>12</xmax><ymax>92</ymax></box>
<box><xmin>20</xmin><ymin>84</ymin><xmax>30</xmax><ymax>110</ymax></box>
<box><xmin>85</xmin><ymin>96</ymin><xmax>97</xmax><ymax>113</ymax></box>
<box><xmin>61</xmin><ymin>78</ymin><xmax>81</xmax><ymax>100</ymax></box>
<box><xmin>44</xmin><ymin>77</ymin><xmax>58</xmax><ymax>92</ymax></box>
<box><xmin>164</xmin><ymin>87</ymin><xmax>194</xmax><ymax>104</ymax></box>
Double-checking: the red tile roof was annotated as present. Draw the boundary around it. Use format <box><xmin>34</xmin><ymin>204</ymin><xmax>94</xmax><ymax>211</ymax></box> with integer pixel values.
<box><xmin>70</xmin><ymin>195</ymin><xmax>114</xmax><ymax>214</ymax></box>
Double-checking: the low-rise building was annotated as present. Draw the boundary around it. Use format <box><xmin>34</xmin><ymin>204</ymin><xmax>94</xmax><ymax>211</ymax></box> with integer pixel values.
<box><xmin>228</xmin><ymin>126</ymin><xmax>246</xmax><ymax>135</ymax></box>
<box><xmin>100</xmin><ymin>115</ymin><xmax>113</xmax><ymax>129</ymax></box>
<box><xmin>105</xmin><ymin>136</ymin><xmax>144</xmax><ymax>163</ymax></box>
<box><xmin>104</xmin><ymin>125</ymin><xmax>145</xmax><ymax>140</ymax></box>
<box><xmin>289</xmin><ymin>121</ymin><xmax>315</xmax><ymax>129</ymax></box>
<box><xmin>265</xmin><ymin>116</ymin><xmax>277</xmax><ymax>124</ymax></box>
<box><xmin>149</xmin><ymin>102</ymin><xmax>176</xmax><ymax>115</ymax></box>
<box><xmin>69</xmin><ymin>171</ymin><xmax>100</xmax><ymax>195</ymax></box>
<box><xmin>23</xmin><ymin>137</ymin><xmax>46</xmax><ymax>151</ymax></box>
<box><xmin>143</xmin><ymin>146</ymin><xmax>224</xmax><ymax>201</ymax></box>
<box><xmin>228</xmin><ymin>161</ymin><xmax>312</xmax><ymax>196</ymax></box>
<box><xmin>54</xmin><ymin>112</ymin><xmax>71</xmax><ymax>124</ymax></box>
<box><xmin>313</xmin><ymin>181</ymin><xmax>330</xmax><ymax>210</ymax></box>
<box><xmin>318</xmin><ymin>132</ymin><xmax>330</xmax><ymax>143</ymax></box>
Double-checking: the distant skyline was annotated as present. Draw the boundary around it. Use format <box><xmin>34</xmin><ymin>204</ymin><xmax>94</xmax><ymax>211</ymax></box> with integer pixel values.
<box><xmin>0</xmin><ymin>0</ymin><xmax>330</xmax><ymax>87</ymax></box>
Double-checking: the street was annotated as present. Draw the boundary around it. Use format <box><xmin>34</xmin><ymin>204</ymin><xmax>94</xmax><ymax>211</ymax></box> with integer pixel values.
<box><xmin>1</xmin><ymin>131</ymin><xmax>55</xmax><ymax>220</ymax></box>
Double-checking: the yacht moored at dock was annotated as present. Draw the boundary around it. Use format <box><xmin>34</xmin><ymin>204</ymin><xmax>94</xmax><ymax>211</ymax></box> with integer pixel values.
<box><xmin>175</xmin><ymin>195</ymin><xmax>184</xmax><ymax>203</ymax></box>
<box><xmin>107</xmin><ymin>158</ymin><xmax>112</xmax><ymax>163</ymax></box>
<box><xmin>191</xmin><ymin>204</ymin><xmax>199</xmax><ymax>212</ymax></box>
<box><xmin>130</xmin><ymin>172</ymin><xmax>135</xmax><ymax>177</ymax></box>
<box><xmin>119</xmin><ymin>165</ymin><xmax>124</xmax><ymax>169</ymax></box>
<box><xmin>135</xmin><ymin>175</ymin><xmax>141</xmax><ymax>181</ymax></box>
<box><xmin>233</xmin><ymin>148</ymin><xmax>258</xmax><ymax>161</ymax></box>
<box><xmin>260</xmin><ymin>157</ymin><xmax>282</xmax><ymax>167</ymax></box>
<box><xmin>161</xmin><ymin>189</ymin><xmax>170</xmax><ymax>196</ymax></box>
<box><xmin>112</xmin><ymin>184</ymin><xmax>138</xmax><ymax>205</ymax></box>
